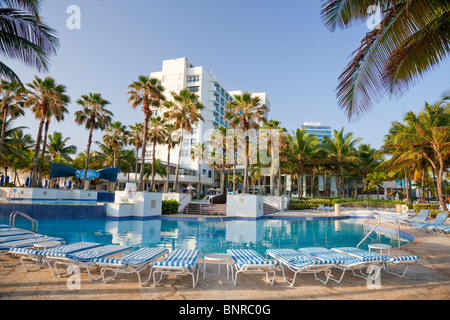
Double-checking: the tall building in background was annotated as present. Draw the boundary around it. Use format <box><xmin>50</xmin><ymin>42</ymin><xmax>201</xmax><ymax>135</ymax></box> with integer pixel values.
<box><xmin>301</xmin><ymin>122</ymin><xmax>332</xmax><ymax>141</ymax></box>
<box><xmin>145</xmin><ymin>58</ymin><xmax>270</xmax><ymax>193</ymax></box>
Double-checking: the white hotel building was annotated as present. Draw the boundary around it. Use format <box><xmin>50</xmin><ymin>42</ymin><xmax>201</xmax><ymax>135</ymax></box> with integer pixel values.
<box><xmin>127</xmin><ymin>57</ymin><xmax>271</xmax><ymax>193</ymax></box>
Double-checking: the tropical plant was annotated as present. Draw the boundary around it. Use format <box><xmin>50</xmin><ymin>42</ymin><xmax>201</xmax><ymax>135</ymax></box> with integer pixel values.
<box><xmin>128</xmin><ymin>123</ymin><xmax>144</xmax><ymax>184</ymax></box>
<box><xmin>147</xmin><ymin>116</ymin><xmax>166</xmax><ymax>191</ymax></box>
<box><xmin>365</xmin><ymin>170</ymin><xmax>388</xmax><ymax>199</ymax></box>
<box><xmin>47</xmin><ymin>131</ymin><xmax>77</xmax><ymax>163</ymax></box>
<box><xmin>163</xmin><ymin>123</ymin><xmax>179</xmax><ymax>193</ymax></box>
<box><xmin>0</xmin><ymin>0</ymin><xmax>59</xmax><ymax>82</ymax></box>
<box><xmin>321</xmin><ymin>0</ymin><xmax>450</xmax><ymax>119</ymax></box>
<box><xmin>127</xmin><ymin>76</ymin><xmax>165</xmax><ymax>192</ymax></box>
<box><xmin>163</xmin><ymin>89</ymin><xmax>204</xmax><ymax>192</ymax></box>
<box><xmin>191</xmin><ymin>142</ymin><xmax>206</xmax><ymax>194</ymax></box>
<box><xmin>75</xmin><ymin>93</ymin><xmax>113</xmax><ymax>189</ymax></box>
<box><xmin>25</xmin><ymin>76</ymin><xmax>70</xmax><ymax>187</ymax></box>
<box><xmin>225</xmin><ymin>92</ymin><xmax>268</xmax><ymax>194</ymax></box>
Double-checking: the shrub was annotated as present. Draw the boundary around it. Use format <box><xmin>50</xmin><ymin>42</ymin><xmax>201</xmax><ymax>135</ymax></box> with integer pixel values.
<box><xmin>288</xmin><ymin>202</ymin><xmax>312</xmax><ymax>211</ymax></box>
<box><xmin>413</xmin><ymin>204</ymin><xmax>440</xmax><ymax>213</ymax></box>
<box><xmin>162</xmin><ymin>200</ymin><xmax>179</xmax><ymax>215</ymax></box>
<box><xmin>428</xmin><ymin>210</ymin><xmax>449</xmax><ymax>219</ymax></box>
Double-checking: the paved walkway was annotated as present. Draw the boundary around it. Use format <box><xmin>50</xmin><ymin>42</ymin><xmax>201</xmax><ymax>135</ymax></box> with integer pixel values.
<box><xmin>1</xmin><ymin>221</ymin><xmax>449</xmax><ymax>300</ymax></box>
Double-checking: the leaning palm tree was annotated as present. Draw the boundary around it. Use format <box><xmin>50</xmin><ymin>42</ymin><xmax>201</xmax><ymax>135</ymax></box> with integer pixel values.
<box><xmin>0</xmin><ymin>80</ymin><xmax>26</xmax><ymax>155</ymax></box>
<box><xmin>163</xmin><ymin>89</ymin><xmax>204</xmax><ymax>192</ymax></box>
<box><xmin>0</xmin><ymin>0</ymin><xmax>59</xmax><ymax>83</ymax></box>
<box><xmin>25</xmin><ymin>76</ymin><xmax>70</xmax><ymax>187</ymax></box>
<box><xmin>321</xmin><ymin>0</ymin><xmax>450</xmax><ymax>119</ymax></box>
<box><xmin>225</xmin><ymin>93</ymin><xmax>268</xmax><ymax>194</ymax></box>
<box><xmin>128</xmin><ymin>123</ymin><xmax>144</xmax><ymax>184</ymax></box>
<box><xmin>127</xmin><ymin>76</ymin><xmax>165</xmax><ymax>192</ymax></box>
<box><xmin>75</xmin><ymin>93</ymin><xmax>113</xmax><ymax>190</ymax></box>
<box><xmin>147</xmin><ymin>116</ymin><xmax>166</xmax><ymax>191</ymax></box>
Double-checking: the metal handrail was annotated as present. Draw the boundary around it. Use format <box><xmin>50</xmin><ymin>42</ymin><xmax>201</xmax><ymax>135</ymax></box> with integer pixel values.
<box><xmin>358</xmin><ymin>212</ymin><xmax>401</xmax><ymax>250</ymax></box>
<box><xmin>9</xmin><ymin>211</ymin><xmax>38</xmax><ymax>233</ymax></box>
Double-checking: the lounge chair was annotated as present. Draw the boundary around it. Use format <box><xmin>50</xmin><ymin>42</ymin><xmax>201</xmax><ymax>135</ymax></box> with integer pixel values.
<box><xmin>265</xmin><ymin>248</ymin><xmax>337</xmax><ymax>286</ymax></box>
<box><xmin>298</xmin><ymin>247</ymin><xmax>385</xmax><ymax>283</ymax></box>
<box><xmin>384</xmin><ymin>209</ymin><xmax>429</xmax><ymax>226</ymax></box>
<box><xmin>51</xmin><ymin>244</ymin><xmax>132</xmax><ymax>281</ymax></box>
<box><xmin>10</xmin><ymin>242</ymin><xmax>103</xmax><ymax>273</ymax></box>
<box><xmin>411</xmin><ymin>212</ymin><xmax>449</xmax><ymax>231</ymax></box>
<box><xmin>431</xmin><ymin>225</ymin><xmax>450</xmax><ymax>235</ymax></box>
<box><xmin>93</xmin><ymin>247</ymin><xmax>169</xmax><ymax>287</ymax></box>
<box><xmin>153</xmin><ymin>249</ymin><xmax>203</xmax><ymax>288</ymax></box>
<box><xmin>332</xmin><ymin>247</ymin><xmax>419</xmax><ymax>278</ymax></box>
<box><xmin>227</xmin><ymin>249</ymin><xmax>281</xmax><ymax>286</ymax></box>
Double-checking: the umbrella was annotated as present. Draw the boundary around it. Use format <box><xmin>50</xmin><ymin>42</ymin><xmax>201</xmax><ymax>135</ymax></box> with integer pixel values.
<box><xmin>187</xmin><ymin>186</ymin><xmax>196</xmax><ymax>190</ymax></box>
<box><xmin>25</xmin><ymin>177</ymin><xmax>30</xmax><ymax>187</ymax></box>
<box><xmin>68</xmin><ymin>180</ymin><xmax>72</xmax><ymax>189</ymax></box>
<box><xmin>0</xmin><ymin>175</ymin><xmax>4</xmax><ymax>186</ymax></box>
<box><xmin>44</xmin><ymin>180</ymin><xmax>48</xmax><ymax>188</ymax></box>
<box><xmin>5</xmin><ymin>176</ymin><xmax>9</xmax><ymax>185</ymax></box>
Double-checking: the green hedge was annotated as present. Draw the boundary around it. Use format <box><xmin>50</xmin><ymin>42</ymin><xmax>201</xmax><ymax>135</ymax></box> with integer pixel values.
<box><xmin>288</xmin><ymin>202</ymin><xmax>313</xmax><ymax>211</ymax></box>
<box><xmin>162</xmin><ymin>200</ymin><xmax>179</xmax><ymax>215</ymax></box>
<box><xmin>429</xmin><ymin>210</ymin><xmax>449</xmax><ymax>219</ymax></box>
<box><xmin>412</xmin><ymin>203</ymin><xmax>440</xmax><ymax>213</ymax></box>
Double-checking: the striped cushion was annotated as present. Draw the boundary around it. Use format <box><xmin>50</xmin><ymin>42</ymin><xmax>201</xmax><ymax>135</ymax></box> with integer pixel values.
<box><xmin>332</xmin><ymin>247</ymin><xmax>388</xmax><ymax>262</ymax></box>
<box><xmin>388</xmin><ymin>256</ymin><xmax>419</xmax><ymax>263</ymax></box>
<box><xmin>227</xmin><ymin>249</ymin><xmax>279</xmax><ymax>268</ymax></box>
<box><xmin>67</xmin><ymin>245</ymin><xmax>132</xmax><ymax>261</ymax></box>
<box><xmin>266</xmin><ymin>249</ymin><xmax>335</xmax><ymax>269</ymax></box>
<box><xmin>0</xmin><ymin>237</ymin><xmax>62</xmax><ymax>249</ymax></box>
<box><xmin>298</xmin><ymin>247</ymin><xmax>359</xmax><ymax>264</ymax></box>
<box><xmin>10</xmin><ymin>247</ymin><xmax>41</xmax><ymax>255</ymax></box>
<box><xmin>42</xmin><ymin>242</ymin><xmax>103</xmax><ymax>258</ymax></box>
<box><xmin>94</xmin><ymin>247</ymin><xmax>169</xmax><ymax>267</ymax></box>
<box><xmin>154</xmin><ymin>249</ymin><xmax>201</xmax><ymax>269</ymax></box>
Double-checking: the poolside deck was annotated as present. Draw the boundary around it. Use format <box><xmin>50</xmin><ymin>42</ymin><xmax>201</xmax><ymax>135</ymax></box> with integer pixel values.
<box><xmin>0</xmin><ymin>215</ymin><xmax>449</xmax><ymax>300</ymax></box>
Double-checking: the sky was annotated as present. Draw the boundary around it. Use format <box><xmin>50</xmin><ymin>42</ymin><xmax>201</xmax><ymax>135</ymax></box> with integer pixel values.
<box><xmin>6</xmin><ymin>0</ymin><xmax>450</xmax><ymax>153</ymax></box>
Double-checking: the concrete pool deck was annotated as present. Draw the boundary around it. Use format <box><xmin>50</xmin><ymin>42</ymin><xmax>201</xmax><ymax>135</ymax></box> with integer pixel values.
<box><xmin>0</xmin><ymin>214</ymin><xmax>449</xmax><ymax>300</ymax></box>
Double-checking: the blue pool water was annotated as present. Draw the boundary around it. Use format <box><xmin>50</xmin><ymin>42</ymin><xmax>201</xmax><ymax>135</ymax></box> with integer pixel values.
<box><xmin>1</xmin><ymin>218</ymin><xmax>410</xmax><ymax>256</ymax></box>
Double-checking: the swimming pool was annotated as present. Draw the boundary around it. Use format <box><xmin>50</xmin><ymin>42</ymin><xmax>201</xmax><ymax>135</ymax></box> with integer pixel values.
<box><xmin>1</xmin><ymin>218</ymin><xmax>411</xmax><ymax>256</ymax></box>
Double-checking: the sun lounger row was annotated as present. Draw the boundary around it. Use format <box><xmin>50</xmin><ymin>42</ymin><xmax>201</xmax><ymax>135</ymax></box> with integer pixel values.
<box><xmin>383</xmin><ymin>209</ymin><xmax>450</xmax><ymax>235</ymax></box>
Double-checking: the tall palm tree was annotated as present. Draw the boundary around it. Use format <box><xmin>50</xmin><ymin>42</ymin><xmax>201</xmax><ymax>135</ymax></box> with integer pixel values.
<box><xmin>75</xmin><ymin>93</ymin><xmax>113</xmax><ymax>190</ymax></box>
<box><xmin>103</xmin><ymin>121</ymin><xmax>128</xmax><ymax>169</ymax></box>
<box><xmin>322</xmin><ymin>128</ymin><xmax>361</xmax><ymax>198</ymax></box>
<box><xmin>0</xmin><ymin>80</ymin><xmax>26</xmax><ymax>155</ymax></box>
<box><xmin>25</xmin><ymin>76</ymin><xmax>70</xmax><ymax>187</ymax></box>
<box><xmin>263</xmin><ymin>119</ymin><xmax>287</xmax><ymax>196</ymax></box>
<box><xmin>225</xmin><ymin>93</ymin><xmax>268</xmax><ymax>194</ymax></box>
<box><xmin>128</xmin><ymin>123</ymin><xmax>144</xmax><ymax>184</ymax></box>
<box><xmin>321</xmin><ymin>0</ymin><xmax>450</xmax><ymax>119</ymax></box>
<box><xmin>127</xmin><ymin>76</ymin><xmax>165</xmax><ymax>192</ymax></box>
<box><xmin>47</xmin><ymin>131</ymin><xmax>77</xmax><ymax>163</ymax></box>
<box><xmin>0</xmin><ymin>0</ymin><xmax>59</xmax><ymax>83</ymax></box>
<box><xmin>163</xmin><ymin>123</ymin><xmax>179</xmax><ymax>193</ymax></box>
<box><xmin>163</xmin><ymin>89</ymin><xmax>204</xmax><ymax>193</ymax></box>
<box><xmin>288</xmin><ymin>128</ymin><xmax>319</xmax><ymax>198</ymax></box>
<box><xmin>147</xmin><ymin>116</ymin><xmax>166</xmax><ymax>191</ymax></box>
<box><xmin>365</xmin><ymin>171</ymin><xmax>388</xmax><ymax>200</ymax></box>
<box><xmin>191</xmin><ymin>142</ymin><xmax>206</xmax><ymax>194</ymax></box>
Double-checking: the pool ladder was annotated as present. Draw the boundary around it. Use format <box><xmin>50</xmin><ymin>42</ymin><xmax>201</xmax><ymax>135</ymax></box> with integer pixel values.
<box><xmin>357</xmin><ymin>212</ymin><xmax>401</xmax><ymax>250</ymax></box>
<box><xmin>9</xmin><ymin>211</ymin><xmax>39</xmax><ymax>233</ymax></box>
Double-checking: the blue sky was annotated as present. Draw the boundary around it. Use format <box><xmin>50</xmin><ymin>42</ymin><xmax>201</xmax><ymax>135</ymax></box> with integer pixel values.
<box><xmin>7</xmin><ymin>0</ymin><xmax>450</xmax><ymax>153</ymax></box>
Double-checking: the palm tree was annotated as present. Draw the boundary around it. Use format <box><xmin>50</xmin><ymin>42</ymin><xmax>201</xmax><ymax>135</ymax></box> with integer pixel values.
<box><xmin>0</xmin><ymin>80</ymin><xmax>26</xmax><ymax>155</ymax></box>
<box><xmin>75</xmin><ymin>93</ymin><xmax>113</xmax><ymax>190</ymax></box>
<box><xmin>163</xmin><ymin>123</ymin><xmax>179</xmax><ymax>193</ymax></box>
<box><xmin>321</xmin><ymin>0</ymin><xmax>450</xmax><ymax>119</ymax></box>
<box><xmin>128</xmin><ymin>123</ymin><xmax>144</xmax><ymax>184</ymax></box>
<box><xmin>191</xmin><ymin>143</ymin><xmax>206</xmax><ymax>194</ymax></box>
<box><xmin>47</xmin><ymin>132</ymin><xmax>77</xmax><ymax>163</ymax></box>
<box><xmin>163</xmin><ymin>89</ymin><xmax>204</xmax><ymax>192</ymax></box>
<box><xmin>225</xmin><ymin>93</ymin><xmax>268</xmax><ymax>194</ymax></box>
<box><xmin>103</xmin><ymin>121</ymin><xmax>128</xmax><ymax>169</ymax></box>
<box><xmin>25</xmin><ymin>76</ymin><xmax>70</xmax><ymax>187</ymax></box>
<box><xmin>147</xmin><ymin>116</ymin><xmax>166</xmax><ymax>191</ymax></box>
<box><xmin>263</xmin><ymin>119</ymin><xmax>287</xmax><ymax>196</ymax></box>
<box><xmin>127</xmin><ymin>76</ymin><xmax>165</xmax><ymax>192</ymax></box>
<box><xmin>322</xmin><ymin>128</ymin><xmax>361</xmax><ymax>198</ymax></box>
<box><xmin>288</xmin><ymin>128</ymin><xmax>319</xmax><ymax>198</ymax></box>
<box><xmin>0</xmin><ymin>0</ymin><xmax>59</xmax><ymax>83</ymax></box>
<box><xmin>210</xmin><ymin>126</ymin><xmax>228</xmax><ymax>194</ymax></box>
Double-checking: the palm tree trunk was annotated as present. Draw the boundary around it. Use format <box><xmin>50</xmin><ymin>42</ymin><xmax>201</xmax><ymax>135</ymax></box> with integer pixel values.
<box><xmin>165</xmin><ymin>145</ymin><xmax>171</xmax><ymax>193</ymax></box>
<box><xmin>243</xmin><ymin>134</ymin><xmax>249</xmax><ymax>194</ymax></box>
<box><xmin>31</xmin><ymin>117</ymin><xmax>45</xmax><ymax>187</ymax></box>
<box><xmin>150</xmin><ymin>138</ymin><xmax>157</xmax><ymax>191</ymax></box>
<box><xmin>0</xmin><ymin>104</ymin><xmax>9</xmax><ymax>155</ymax></box>
<box><xmin>38</xmin><ymin>118</ymin><xmax>51</xmax><ymax>187</ymax></box>
<box><xmin>173</xmin><ymin>129</ymin><xmax>184</xmax><ymax>193</ymax></box>
<box><xmin>138</xmin><ymin>109</ymin><xmax>151</xmax><ymax>192</ymax></box>
<box><xmin>198</xmin><ymin>162</ymin><xmax>201</xmax><ymax>194</ymax></box>
<box><xmin>135</xmin><ymin>147</ymin><xmax>140</xmax><ymax>184</ymax></box>
<box><xmin>81</xmin><ymin>122</ymin><xmax>94</xmax><ymax>190</ymax></box>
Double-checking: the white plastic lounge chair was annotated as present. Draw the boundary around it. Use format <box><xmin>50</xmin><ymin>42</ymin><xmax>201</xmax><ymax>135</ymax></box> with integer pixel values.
<box><xmin>10</xmin><ymin>242</ymin><xmax>103</xmax><ymax>273</ymax></box>
<box><xmin>298</xmin><ymin>247</ymin><xmax>384</xmax><ymax>283</ymax></box>
<box><xmin>413</xmin><ymin>212</ymin><xmax>449</xmax><ymax>232</ymax></box>
<box><xmin>227</xmin><ymin>249</ymin><xmax>281</xmax><ymax>287</ymax></box>
<box><xmin>384</xmin><ymin>209</ymin><xmax>429</xmax><ymax>226</ymax></box>
<box><xmin>52</xmin><ymin>244</ymin><xmax>132</xmax><ymax>281</ymax></box>
<box><xmin>332</xmin><ymin>247</ymin><xmax>419</xmax><ymax>278</ymax></box>
<box><xmin>265</xmin><ymin>249</ymin><xmax>337</xmax><ymax>286</ymax></box>
<box><xmin>153</xmin><ymin>249</ymin><xmax>203</xmax><ymax>288</ymax></box>
<box><xmin>430</xmin><ymin>225</ymin><xmax>450</xmax><ymax>235</ymax></box>
<box><xmin>94</xmin><ymin>247</ymin><xmax>169</xmax><ymax>287</ymax></box>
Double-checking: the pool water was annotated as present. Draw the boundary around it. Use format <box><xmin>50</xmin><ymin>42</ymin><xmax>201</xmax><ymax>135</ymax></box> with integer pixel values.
<box><xmin>1</xmin><ymin>218</ymin><xmax>410</xmax><ymax>256</ymax></box>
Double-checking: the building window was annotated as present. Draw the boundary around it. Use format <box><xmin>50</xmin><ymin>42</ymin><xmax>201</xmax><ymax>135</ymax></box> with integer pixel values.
<box><xmin>187</xmin><ymin>76</ymin><xmax>200</xmax><ymax>83</ymax></box>
<box><xmin>181</xmin><ymin>150</ymin><xmax>191</xmax><ymax>158</ymax></box>
<box><xmin>183</xmin><ymin>139</ymin><xmax>197</xmax><ymax>146</ymax></box>
<box><xmin>188</xmin><ymin>86</ymin><xmax>199</xmax><ymax>93</ymax></box>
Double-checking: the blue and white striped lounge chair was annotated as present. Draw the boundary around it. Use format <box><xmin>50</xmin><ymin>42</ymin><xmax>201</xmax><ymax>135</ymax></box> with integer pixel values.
<box><xmin>227</xmin><ymin>249</ymin><xmax>281</xmax><ymax>287</ymax></box>
<box><xmin>52</xmin><ymin>244</ymin><xmax>133</xmax><ymax>281</ymax></box>
<box><xmin>93</xmin><ymin>247</ymin><xmax>169</xmax><ymax>287</ymax></box>
<box><xmin>265</xmin><ymin>249</ymin><xmax>337</xmax><ymax>286</ymax></box>
<box><xmin>298</xmin><ymin>247</ymin><xmax>384</xmax><ymax>283</ymax></box>
<box><xmin>332</xmin><ymin>247</ymin><xmax>419</xmax><ymax>278</ymax></box>
<box><xmin>10</xmin><ymin>242</ymin><xmax>103</xmax><ymax>273</ymax></box>
<box><xmin>153</xmin><ymin>249</ymin><xmax>203</xmax><ymax>288</ymax></box>
<box><xmin>0</xmin><ymin>229</ymin><xmax>34</xmax><ymax>237</ymax></box>
<box><xmin>413</xmin><ymin>212</ymin><xmax>449</xmax><ymax>232</ymax></box>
